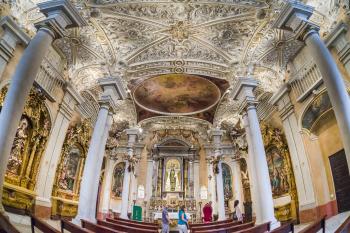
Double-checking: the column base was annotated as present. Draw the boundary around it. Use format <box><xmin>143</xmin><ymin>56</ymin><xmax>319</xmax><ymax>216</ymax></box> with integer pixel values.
<box><xmin>34</xmin><ymin>197</ymin><xmax>52</xmax><ymax>219</ymax></box>
<box><xmin>73</xmin><ymin>214</ymin><xmax>97</xmax><ymax>225</ymax></box>
<box><xmin>34</xmin><ymin>205</ymin><xmax>51</xmax><ymax>219</ymax></box>
<box><xmin>269</xmin><ymin>220</ymin><xmax>281</xmax><ymax>231</ymax></box>
<box><xmin>299</xmin><ymin>200</ymin><xmax>338</xmax><ymax>223</ymax></box>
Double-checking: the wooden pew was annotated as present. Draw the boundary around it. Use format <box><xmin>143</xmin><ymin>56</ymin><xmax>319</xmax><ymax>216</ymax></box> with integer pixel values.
<box><xmin>97</xmin><ymin>219</ymin><xmax>157</xmax><ymax>233</ymax></box>
<box><xmin>270</xmin><ymin>222</ymin><xmax>294</xmax><ymax>233</ymax></box>
<box><xmin>299</xmin><ymin>216</ymin><xmax>326</xmax><ymax>233</ymax></box>
<box><xmin>335</xmin><ymin>216</ymin><xmax>350</xmax><ymax>233</ymax></box>
<box><xmin>195</xmin><ymin>221</ymin><xmax>255</xmax><ymax>233</ymax></box>
<box><xmin>235</xmin><ymin>222</ymin><xmax>271</xmax><ymax>233</ymax></box>
<box><xmin>105</xmin><ymin>218</ymin><xmax>158</xmax><ymax>231</ymax></box>
<box><xmin>0</xmin><ymin>212</ymin><xmax>20</xmax><ymax>233</ymax></box>
<box><xmin>81</xmin><ymin>219</ymin><xmax>125</xmax><ymax>233</ymax></box>
<box><xmin>190</xmin><ymin>219</ymin><xmax>233</xmax><ymax>228</ymax></box>
<box><xmin>111</xmin><ymin>217</ymin><xmax>158</xmax><ymax>227</ymax></box>
<box><xmin>61</xmin><ymin>219</ymin><xmax>93</xmax><ymax>233</ymax></box>
<box><xmin>30</xmin><ymin>215</ymin><xmax>60</xmax><ymax>233</ymax></box>
<box><xmin>191</xmin><ymin>220</ymin><xmax>242</xmax><ymax>233</ymax></box>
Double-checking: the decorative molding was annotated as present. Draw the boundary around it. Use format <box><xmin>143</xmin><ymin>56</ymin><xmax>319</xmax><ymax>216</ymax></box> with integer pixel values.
<box><xmin>35</xmin><ymin>0</ymin><xmax>87</xmax><ymax>38</ymax></box>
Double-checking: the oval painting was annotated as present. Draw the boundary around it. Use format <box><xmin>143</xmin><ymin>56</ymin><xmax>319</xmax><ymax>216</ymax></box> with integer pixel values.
<box><xmin>133</xmin><ymin>74</ymin><xmax>221</xmax><ymax>115</ymax></box>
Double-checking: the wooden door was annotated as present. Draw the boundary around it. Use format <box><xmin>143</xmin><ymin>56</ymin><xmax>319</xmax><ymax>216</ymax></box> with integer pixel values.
<box><xmin>329</xmin><ymin>150</ymin><xmax>350</xmax><ymax>213</ymax></box>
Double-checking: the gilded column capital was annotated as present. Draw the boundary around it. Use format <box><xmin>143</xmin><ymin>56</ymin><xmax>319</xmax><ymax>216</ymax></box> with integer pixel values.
<box><xmin>273</xmin><ymin>1</ymin><xmax>320</xmax><ymax>41</ymax></box>
<box><xmin>34</xmin><ymin>0</ymin><xmax>87</xmax><ymax>39</ymax></box>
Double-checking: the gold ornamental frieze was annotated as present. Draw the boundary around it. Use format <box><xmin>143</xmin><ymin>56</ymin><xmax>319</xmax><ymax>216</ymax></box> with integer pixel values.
<box><xmin>51</xmin><ymin>120</ymin><xmax>92</xmax><ymax>218</ymax></box>
<box><xmin>0</xmin><ymin>87</ymin><xmax>51</xmax><ymax>212</ymax></box>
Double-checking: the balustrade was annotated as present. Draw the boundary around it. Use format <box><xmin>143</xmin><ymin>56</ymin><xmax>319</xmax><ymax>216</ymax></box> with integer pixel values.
<box><xmin>34</xmin><ymin>49</ymin><xmax>66</xmax><ymax>102</ymax></box>
<box><xmin>289</xmin><ymin>60</ymin><xmax>323</xmax><ymax>102</ymax></box>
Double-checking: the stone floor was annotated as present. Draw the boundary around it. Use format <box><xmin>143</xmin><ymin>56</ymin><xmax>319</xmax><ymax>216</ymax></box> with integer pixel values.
<box><xmin>5</xmin><ymin>211</ymin><xmax>350</xmax><ymax>233</ymax></box>
<box><xmin>6</xmin><ymin>212</ymin><xmax>60</xmax><ymax>233</ymax></box>
<box><xmin>294</xmin><ymin>211</ymin><xmax>350</xmax><ymax>233</ymax></box>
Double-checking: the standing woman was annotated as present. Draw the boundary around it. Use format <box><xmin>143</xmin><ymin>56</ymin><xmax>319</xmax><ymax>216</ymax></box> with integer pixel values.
<box><xmin>178</xmin><ymin>205</ymin><xmax>188</xmax><ymax>233</ymax></box>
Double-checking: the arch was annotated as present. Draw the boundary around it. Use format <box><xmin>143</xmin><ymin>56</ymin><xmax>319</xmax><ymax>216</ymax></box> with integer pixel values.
<box><xmin>111</xmin><ymin>162</ymin><xmax>126</xmax><ymax>199</ymax></box>
<box><xmin>222</xmin><ymin>162</ymin><xmax>233</xmax><ymax>200</ymax></box>
<box><xmin>159</xmin><ymin>137</ymin><xmax>191</xmax><ymax>147</ymax></box>
<box><xmin>300</xmin><ymin>89</ymin><xmax>334</xmax><ymax>135</ymax></box>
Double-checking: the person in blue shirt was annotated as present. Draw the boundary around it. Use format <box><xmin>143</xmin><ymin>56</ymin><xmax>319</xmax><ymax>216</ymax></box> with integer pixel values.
<box><xmin>177</xmin><ymin>205</ymin><xmax>188</xmax><ymax>233</ymax></box>
<box><xmin>162</xmin><ymin>205</ymin><xmax>170</xmax><ymax>233</ymax></box>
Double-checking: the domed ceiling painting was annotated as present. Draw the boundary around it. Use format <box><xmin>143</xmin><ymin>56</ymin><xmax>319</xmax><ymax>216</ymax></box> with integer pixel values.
<box><xmin>130</xmin><ymin>74</ymin><xmax>229</xmax><ymax>122</ymax></box>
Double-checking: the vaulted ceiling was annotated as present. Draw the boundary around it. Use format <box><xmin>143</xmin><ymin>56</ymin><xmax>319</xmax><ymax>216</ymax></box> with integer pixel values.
<box><xmin>2</xmin><ymin>0</ymin><xmax>341</xmax><ymax>129</ymax></box>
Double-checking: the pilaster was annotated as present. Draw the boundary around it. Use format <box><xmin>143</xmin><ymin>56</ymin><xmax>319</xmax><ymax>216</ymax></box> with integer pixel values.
<box><xmin>270</xmin><ymin>84</ymin><xmax>316</xmax><ymax>212</ymax></box>
<box><xmin>34</xmin><ymin>87</ymin><xmax>81</xmax><ymax>218</ymax></box>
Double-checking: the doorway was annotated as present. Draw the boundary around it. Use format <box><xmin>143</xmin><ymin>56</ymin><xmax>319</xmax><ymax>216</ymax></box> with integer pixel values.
<box><xmin>329</xmin><ymin>150</ymin><xmax>350</xmax><ymax>213</ymax></box>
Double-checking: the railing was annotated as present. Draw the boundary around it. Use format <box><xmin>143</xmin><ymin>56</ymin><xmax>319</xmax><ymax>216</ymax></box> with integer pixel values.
<box><xmin>289</xmin><ymin>60</ymin><xmax>323</xmax><ymax>102</ymax></box>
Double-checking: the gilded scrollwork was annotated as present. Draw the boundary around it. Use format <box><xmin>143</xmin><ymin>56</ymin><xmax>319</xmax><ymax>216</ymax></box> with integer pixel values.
<box><xmin>0</xmin><ymin>86</ymin><xmax>51</xmax><ymax>212</ymax></box>
<box><xmin>51</xmin><ymin>120</ymin><xmax>92</xmax><ymax>218</ymax></box>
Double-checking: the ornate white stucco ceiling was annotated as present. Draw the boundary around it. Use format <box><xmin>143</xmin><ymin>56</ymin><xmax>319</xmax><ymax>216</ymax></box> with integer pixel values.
<box><xmin>2</xmin><ymin>0</ymin><xmax>342</xmax><ymax>128</ymax></box>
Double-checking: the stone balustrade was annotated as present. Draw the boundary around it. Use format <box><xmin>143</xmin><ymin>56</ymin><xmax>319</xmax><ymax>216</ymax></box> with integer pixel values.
<box><xmin>289</xmin><ymin>59</ymin><xmax>323</xmax><ymax>102</ymax></box>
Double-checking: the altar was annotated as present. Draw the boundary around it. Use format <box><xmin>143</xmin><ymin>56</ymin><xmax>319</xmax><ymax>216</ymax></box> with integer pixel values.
<box><xmin>153</xmin><ymin>212</ymin><xmax>191</xmax><ymax>220</ymax></box>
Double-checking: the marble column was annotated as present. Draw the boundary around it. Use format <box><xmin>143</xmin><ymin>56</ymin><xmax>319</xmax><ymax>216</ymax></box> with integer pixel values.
<box><xmin>242</xmin><ymin>114</ymin><xmax>262</xmax><ymax>221</ymax></box>
<box><xmin>232</xmin><ymin>160</ymin><xmax>244</xmax><ymax>209</ymax></box>
<box><xmin>274</xmin><ymin>1</ymin><xmax>350</xmax><ymax>174</ymax></box>
<box><xmin>233</xmin><ymin>78</ymin><xmax>279</xmax><ymax>228</ymax></box>
<box><xmin>35</xmin><ymin>85</ymin><xmax>81</xmax><ymax>217</ymax></box>
<box><xmin>145</xmin><ymin>158</ymin><xmax>154</xmax><ymax>200</ymax></box>
<box><xmin>207</xmin><ymin>160</ymin><xmax>217</xmax><ymax>214</ymax></box>
<box><xmin>100</xmin><ymin>157</ymin><xmax>115</xmax><ymax>217</ymax></box>
<box><xmin>120</xmin><ymin>128</ymin><xmax>139</xmax><ymax>219</ymax></box>
<box><xmin>270</xmin><ymin>84</ymin><xmax>316</xmax><ymax>210</ymax></box>
<box><xmin>93</xmin><ymin>113</ymin><xmax>113</xmax><ymax>214</ymax></box>
<box><xmin>189</xmin><ymin>160</ymin><xmax>194</xmax><ymax>198</ymax></box>
<box><xmin>74</xmin><ymin>78</ymin><xmax>119</xmax><ymax>223</ymax></box>
<box><xmin>210</xmin><ymin>129</ymin><xmax>226</xmax><ymax>221</ymax></box>
<box><xmin>193</xmin><ymin>161</ymin><xmax>200</xmax><ymax>200</ymax></box>
<box><xmin>0</xmin><ymin>16</ymin><xmax>30</xmax><ymax>78</ymax></box>
<box><xmin>0</xmin><ymin>0</ymin><xmax>86</xmax><ymax>212</ymax></box>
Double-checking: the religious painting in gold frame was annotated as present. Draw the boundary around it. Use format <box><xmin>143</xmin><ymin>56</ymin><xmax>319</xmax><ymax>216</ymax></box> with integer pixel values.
<box><xmin>261</xmin><ymin>123</ymin><xmax>299</xmax><ymax>223</ymax></box>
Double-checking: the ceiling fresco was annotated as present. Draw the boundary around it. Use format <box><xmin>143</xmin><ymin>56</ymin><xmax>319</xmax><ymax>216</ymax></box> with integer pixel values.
<box><xmin>133</xmin><ymin>74</ymin><xmax>221</xmax><ymax>116</ymax></box>
<box><xmin>130</xmin><ymin>74</ymin><xmax>229</xmax><ymax>123</ymax></box>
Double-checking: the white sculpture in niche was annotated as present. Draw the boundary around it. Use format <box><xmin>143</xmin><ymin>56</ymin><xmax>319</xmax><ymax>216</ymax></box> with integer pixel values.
<box><xmin>164</xmin><ymin>159</ymin><xmax>181</xmax><ymax>192</ymax></box>
<box><xmin>138</xmin><ymin>185</ymin><xmax>145</xmax><ymax>199</ymax></box>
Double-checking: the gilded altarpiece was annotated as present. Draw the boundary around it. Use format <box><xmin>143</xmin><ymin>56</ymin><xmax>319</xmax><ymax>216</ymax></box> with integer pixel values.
<box><xmin>261</xmin><ymin>123</ymin><xmax>298</xmax><ymax>222</ymax></box>
<box><xmin>0</xmin><ymin>87</ymin><xmax>51</xmax><ymax>212</ymax></box>
<box><xmin>111</xmin><ymin>162</ymin><xmax>125</xmax><ymax>199</ymax></box>
<box><xmin>51</xmin><ymin>121</ymin><xmax>92</xmax><ymax>218</ymax></box>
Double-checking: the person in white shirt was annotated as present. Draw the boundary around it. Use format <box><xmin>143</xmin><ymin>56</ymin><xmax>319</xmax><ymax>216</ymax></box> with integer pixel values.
<box><xmin>233</xmin><ymin>200</ymin><xmax>243</xmax><ymax>222</ymax></box>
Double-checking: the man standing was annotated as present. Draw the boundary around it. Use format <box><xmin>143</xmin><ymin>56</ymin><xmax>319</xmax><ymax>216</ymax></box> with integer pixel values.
<box><xmin>162</xmin><ymin>205</ymin><xmax>170</xmax><ymax>233</ymax></box>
